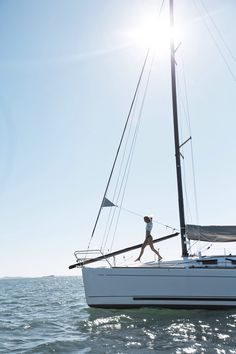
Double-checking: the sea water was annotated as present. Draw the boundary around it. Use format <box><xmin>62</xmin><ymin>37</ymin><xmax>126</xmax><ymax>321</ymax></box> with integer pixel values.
<box><xmin>1</xmin><ymin>276</ymin><xmax>236</xmax><ymax>354</ymax></box>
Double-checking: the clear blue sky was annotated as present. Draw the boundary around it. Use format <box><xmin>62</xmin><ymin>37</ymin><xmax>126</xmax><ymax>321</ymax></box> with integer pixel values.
<box><xmin>0</xmin><ymin>0</ymin><xmax>235</xmax><ymax>277</ymax></box>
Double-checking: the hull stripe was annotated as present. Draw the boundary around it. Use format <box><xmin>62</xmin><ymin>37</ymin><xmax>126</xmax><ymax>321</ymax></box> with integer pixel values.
<box><xmin>133</xmin><ymin>296</ymin><xmax>236</xmax><ymax>301</ymax></box>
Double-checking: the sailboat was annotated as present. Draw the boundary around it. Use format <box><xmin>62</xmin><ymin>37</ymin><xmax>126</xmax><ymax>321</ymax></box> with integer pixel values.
<box><xmin>69</xmin><ymin>0</ymin><xmax>236</xmax><ymax>308</ymax></box>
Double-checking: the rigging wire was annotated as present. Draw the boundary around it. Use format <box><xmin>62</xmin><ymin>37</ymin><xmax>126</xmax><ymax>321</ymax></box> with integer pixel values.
<box><xmin>101</xmin><ymin>93</ymin><xmax>140</xmax><ymax>252</ymax></box>
<box><xmin>89</xmin><ymin>0</ymin><xmax>168</xmax><ymax>252</ymax></box>
<box><xmin>174</xmin><ymin>40</ymin><xmax>201</xmax><ymax>255</ymax></box>
<box><xmin>157</xmin><ymin>0</ymin><xmax>166</xmax><ymax>22</ymax></box>
<box><xmin>100</xmin><ymin>49</ymin><xmax>149</xmax><ymax>252</ymax></box>
<box><xmin>87</xmin><ymin>49</ymin><xmax>150</xmax><ymax>252</ymax></box>
<box><xmin>181</xmin><ymin>54</ymin><xmax>199</xmax><ymax>227</ymax></box>
<box><xmin>117</xmin><ymin>206</ymin><xmax>178</xmax><ymax>232</ymax></box>
<box><xmin>184</xmin><ymin>0</ymin><xmax>236</xmax><ymax>255</ymax></box>
<box><xmin>192</xmin><ymin>0</ymin><xmax>236</xmax><ymax>82</ymax></box>
<box><xmin>198</xmin><ymin>0</ymin><xmax>236</xmax><ymax>63</ymax></box>
<box><xmin>108</xmin><ymin>56</ymin><xmax>155</xmax><ymax>252</ymax></box>
<box><xmin>102</xmin><ymin>54</ymin><xmax>155</xmax><ymax>252</ymax></box>
<box><xmin>100</xmin><ymin>73</ymin><xmax>140</xmax><ymax>252</ymax></box>
<box><xmin>176</xmin><ymin>82</ymin><xmax>195</xmax><ymax>249</ymax></box>
<box><xmin>176</xmin><ymin>48</ymin><xmax>199</xmax><ymax>227</ymax></box>
<box><xmin>103</xmin><ymin>0</ymin><xmax>171</xmax><ymax>252</ymax></box>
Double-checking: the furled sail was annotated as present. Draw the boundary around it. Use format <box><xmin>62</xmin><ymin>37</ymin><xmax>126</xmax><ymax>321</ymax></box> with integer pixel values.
<box><xmin>186</xmin><ymin>225</ymin><xmax>236</xmax><ymax>242</ymax></box>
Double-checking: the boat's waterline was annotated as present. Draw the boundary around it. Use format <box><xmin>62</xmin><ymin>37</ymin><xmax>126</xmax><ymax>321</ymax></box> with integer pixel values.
<box><xmin>82</xmin><ymin>260</ymin><xmax>236</xmax><ymax>309</ymax></box>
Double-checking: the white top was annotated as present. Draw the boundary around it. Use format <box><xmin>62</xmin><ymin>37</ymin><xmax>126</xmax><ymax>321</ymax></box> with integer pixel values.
<box><xmin>146</xmin><ymin>220</ymin><xmax>153</xmax><ymax>233</ymax></box>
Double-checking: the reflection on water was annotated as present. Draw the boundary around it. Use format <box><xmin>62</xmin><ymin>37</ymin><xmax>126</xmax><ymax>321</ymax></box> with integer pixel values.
<box><xmin>1</xmin><ymin>277</ymin><xmax>236</xmax><ymax>354</ymax></box>
<box><xmin>79</xmin><ymin>308</ymin><xmax>236</xmax><ymax>353</ymax></box>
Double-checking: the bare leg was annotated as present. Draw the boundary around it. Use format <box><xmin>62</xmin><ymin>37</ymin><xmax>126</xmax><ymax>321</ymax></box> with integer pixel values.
<box><xmin>135</xmin><ymin>242</ymin><xmax>147</xmax><ymax>261</ymax></box>
<box><xmin>148</xmin><ymin>239</ymin><xmax>162</xmax><ymax>260</ymax></box>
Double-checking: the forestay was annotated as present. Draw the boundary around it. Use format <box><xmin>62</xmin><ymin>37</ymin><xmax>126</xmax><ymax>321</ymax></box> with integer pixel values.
<box><xmin>186</xmin><ymin>225</ymin><xmax>236</xmax><ymax>242</ymax></box>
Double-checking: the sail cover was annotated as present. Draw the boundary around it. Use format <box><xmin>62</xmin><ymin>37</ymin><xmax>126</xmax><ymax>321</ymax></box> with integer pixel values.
<box><xmin>186</xmin><ymin>225</ymin><xmax>236</xmax><ymax>242</ymax></box>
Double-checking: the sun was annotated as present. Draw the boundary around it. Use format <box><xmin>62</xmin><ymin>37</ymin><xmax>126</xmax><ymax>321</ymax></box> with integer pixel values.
<box><xmin>125</xmin><ymin>15</ymin><xmax>180</xmax><ymax>53</ymax></box>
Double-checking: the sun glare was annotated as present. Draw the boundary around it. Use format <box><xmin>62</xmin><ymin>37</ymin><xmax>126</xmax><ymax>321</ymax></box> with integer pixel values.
<box><xmin>125</xmin><ymin>16</ymin><xmax>180</xmax><ymax>53</ymax></box>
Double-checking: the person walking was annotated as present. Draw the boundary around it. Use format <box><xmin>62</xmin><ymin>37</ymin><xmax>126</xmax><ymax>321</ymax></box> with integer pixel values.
<box><xmin>135</xmin><ymin>216</ymin><xmax>162</xmax><ymax>261</ymax></box>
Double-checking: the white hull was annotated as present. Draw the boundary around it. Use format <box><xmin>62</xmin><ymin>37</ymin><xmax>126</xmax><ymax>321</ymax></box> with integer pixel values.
<box><xmin>82</xmin><ymin>260</ymin><xmax>236</xmax><ymax>308</ymax></box>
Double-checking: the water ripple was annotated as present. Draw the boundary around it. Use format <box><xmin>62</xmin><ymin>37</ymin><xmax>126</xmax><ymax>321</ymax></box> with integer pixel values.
<box><xmin>1</xmin><ymin>277</ymin><xmax>236</xmax><ymax>353</ymax></box>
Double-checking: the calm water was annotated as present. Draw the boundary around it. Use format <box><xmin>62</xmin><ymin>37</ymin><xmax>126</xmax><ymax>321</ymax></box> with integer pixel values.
<box><xmin>1</xmin><ymin>276</ymin><xmax>236</xmax><ymax>354</ymax></box>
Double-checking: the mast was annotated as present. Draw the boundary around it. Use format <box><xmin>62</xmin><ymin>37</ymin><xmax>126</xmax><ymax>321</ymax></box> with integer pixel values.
<box><xmin>169</xmin><ymin>0</ymin><xmax>188</xmax><ymax>257</ymax></box>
